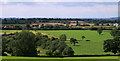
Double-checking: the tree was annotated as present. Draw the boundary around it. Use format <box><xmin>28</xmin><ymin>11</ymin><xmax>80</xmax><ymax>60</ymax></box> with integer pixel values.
<box><xmin>59</xmin><ymin>34</ymin><xmax>66</xmax><ymax>41</ymax></box>
<box><xmin>11</xmin><ymin>31</ymin><xmax>37</xmax><ymax>56</ymax></box>
<box><xmin>94</xmin><ymin>23</ymin><xmax>99</xmax><ymax>26</ymax></box>
<box><xmin>70</xmin><ymin>38</ymin><xmax>78</xmax><ymax>46</ymax></box>
<box><xmin>46</xmin><ymin>50</ymin><xmax>53</xmax><ymax>56</ymax></box>
<box><xmin>104</xmin><ymin>37</ymin><xmax>120</xmax><ymax>54</ymax></box>
<box><xmin>26</xmin><ymin>24</ymin><xmax>31</xmax><ymax>29</ymax></box>
<box><xmin>62</xmin><ymin>47</ymin><xmax>74</xmax><ymax>56</ymax></box>
<box><xmin>97</xmin><ymin>28</ymin><xmax>103</xmax><ymax>35</ymax></box>
<box><xmin>53</xmin><ymin>50</ymin><xmax>61</xmax><ymax>56</ymax></box>
<box><xmin>2</xmin><ymin>37</ymin><xmax>10</xmax><ymax>56</ymax></box>
<box><xmin>82</xmin><ymin>36</ymin><xmax>85</xmax><ymax>40</ymax></box>
<box><xmin>53</xmin><ymin>25</ymin><xmax>60</xmax><ymax>29</ymax></box>
<box><xmin>40</xmin><ymin>24</ymin><xmax>44</xmax><ymax>29</ymax></box>
<box><xmin>66</xmin><ymin>21</ymin><xmax>69</xmax><ymax>28</ymax></box>
<box><xmin>110</xmin><ymin>28</ymin><xmax>120</xmax><ymax>37</ymax></box>
<box><xmin>70</xmin><ymin>38</ymin><xmax>74</xmax><ymax>44</ymax></box>
<box><xmin>76</xmin><ymin>21</ymin><xmax>80</xmax><ymax>26</ymax></box>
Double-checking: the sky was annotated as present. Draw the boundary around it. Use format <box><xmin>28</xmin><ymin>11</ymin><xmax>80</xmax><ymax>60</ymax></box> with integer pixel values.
<box><xmin>1</xmin><ymin>2</ymin><xmax>118</xmax><ymax>18</ymax></box>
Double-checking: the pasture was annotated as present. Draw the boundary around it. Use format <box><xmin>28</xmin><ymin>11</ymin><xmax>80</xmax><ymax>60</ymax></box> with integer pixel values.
<box><xmin>2</xmin><ymin>30</ymin><xmax>114</xmax><ymax>55</ymax></box>
<box><xmin>36</xmin><ymin>30</ymin><xmax>113</xmax><ymax>55</ymax></box>
<box><xmin>1</xmin><ymin>56</ymin><xmax>119</xmax><ymax>61</ymax></box>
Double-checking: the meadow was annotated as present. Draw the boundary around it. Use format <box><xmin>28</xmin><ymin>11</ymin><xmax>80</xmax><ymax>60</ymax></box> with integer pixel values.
<box><xmin>2</xmin><ymin>30</ymin><xmax>114</xmax><ymax>55</ymax></box>
<box><xmin>1</xmin><ymin>56</ymin><xmax>119</xmax><ymax>61</ymax></box>
<box><xmin>36</xmin><ymin>30</ymin><xmax>113</xmax><ymax>55</ymax></box>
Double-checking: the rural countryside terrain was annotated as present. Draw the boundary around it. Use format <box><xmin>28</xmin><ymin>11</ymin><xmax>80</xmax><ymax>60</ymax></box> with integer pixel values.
<box><xmin>1</xmin><ymin>2</ymin><xmax>120</xmax><ymax>61</ymax></box>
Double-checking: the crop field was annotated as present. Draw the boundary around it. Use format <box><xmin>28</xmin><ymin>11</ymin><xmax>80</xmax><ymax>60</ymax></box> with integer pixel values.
<box><xmin>2</xmin><ymin>30</ymin><xmax>114</xmax><ymax>55</ymax></box>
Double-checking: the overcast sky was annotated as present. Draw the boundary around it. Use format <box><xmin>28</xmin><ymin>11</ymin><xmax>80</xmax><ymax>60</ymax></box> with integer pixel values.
<box><xmin>1</xmin><ymin>2</ymin><xmax>118</xmax><ymax>18</ymax></box>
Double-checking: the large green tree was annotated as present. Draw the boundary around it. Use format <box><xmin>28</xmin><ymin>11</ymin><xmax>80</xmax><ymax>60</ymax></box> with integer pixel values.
<box><xmin>11</xmin><ymin>31</ymin><xmax>37</xmax><ymax>56</ymax></box>
<box><xmin>104</xmin><ymin>37</ymin><xmax>120</xmax><ymax>54</ymax></box>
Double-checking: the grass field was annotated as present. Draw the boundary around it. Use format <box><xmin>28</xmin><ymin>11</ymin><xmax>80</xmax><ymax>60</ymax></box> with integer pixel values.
<box><xmin>36</xmin><ymin>30</ymin><xmax>113</xmax><ymax>55</ymax></box>
<box><xmin>2</xmin><ymin>56</ymin><xmax>119</xmax><ymax>59</ymax></box>
<box><xmin>1</xmin><ymin>56</ymin><xmax>119</xmax><ymax>61</ymax></box>
<box><xmin>2</xmin><ymin>30</ymin><xmax>114</xmax><ymax>55</ymax></box>
<box><xmin>2</xmin><ymin>30</ymin><xmax>119</xmax><ymax>61</ymax></box>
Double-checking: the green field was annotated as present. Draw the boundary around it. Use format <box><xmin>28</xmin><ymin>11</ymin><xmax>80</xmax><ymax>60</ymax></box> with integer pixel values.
<box><xmin>1</xmin><ymin>56</ymin><xmax>119</xmax><ymax>61</ymax></box>
<box><xmin>2</xmin><ymin>30</ymin><xmax>114</xmax><ymax>55</ymax></box>
<box><xmin>2</xmin><ymin>56</ymin><xmax>119</xmax><ymax>59</ymax></box>
<box><xmin>36</xmin><ymin>30</ymin><xmax>113</xmax><ymax>55</ymax></box>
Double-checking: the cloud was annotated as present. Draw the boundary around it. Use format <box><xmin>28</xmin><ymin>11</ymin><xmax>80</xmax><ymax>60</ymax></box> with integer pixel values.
<box><xmin>0</xmin><ymin>0</ymin><xmax>119</xmax><ymax>2</ymax></box>
<box><xmin>2</xmin><ymin>2</ymin><xmax>118</xmax><ymax>18</ymax></box>
<box><xmin>0</xmin><ymin>0</ymin><xmax>9</xmax><ymax>4</ymax></box>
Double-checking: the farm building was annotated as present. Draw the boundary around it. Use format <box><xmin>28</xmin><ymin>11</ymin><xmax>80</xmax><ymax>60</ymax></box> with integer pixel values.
<box><xmin>113</xmin><ymin>23</ymin><xmax>119</xmax><ymax>26</ymax></box>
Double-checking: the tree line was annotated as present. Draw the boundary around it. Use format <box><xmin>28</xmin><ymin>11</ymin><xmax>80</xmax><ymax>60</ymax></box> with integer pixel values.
<box><xmin>2</xmin><ymin>18</ymin><xmax>119</xmax><ymax>24</ymax></box>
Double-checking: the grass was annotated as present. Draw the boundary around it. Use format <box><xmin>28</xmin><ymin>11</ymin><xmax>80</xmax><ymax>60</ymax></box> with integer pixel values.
<box><xmin>2</xmin><ymin>30</ymin><xmax>114</xmax><ymax>55</ymax></box>
<box><xmin>2</xmin><ymin>56</ymin><xmax>119</xmax><ymax>59</ymax></box>
<box><xmin>37</xmin><ymin>30</ymin><xmax>113</xmax><ymax>55</ymax></box>
<box><xmin>1</xmin><ymin>30</ymin><xmax>37</xmax><ymax>34</ymax></box>
<box><xmin>1</xmin><ymin>56</ymin><xmax>119</xmax><ymax>61</ymax></box>
<box><xmin>1</xmin><ymin>30</ymin><xmax>22</xmax><ymax>34</ymax></box>
<box><xmin>1</xmin><ymin>30</ymin><xmax>119</xmax><ymax>61</ymax></box>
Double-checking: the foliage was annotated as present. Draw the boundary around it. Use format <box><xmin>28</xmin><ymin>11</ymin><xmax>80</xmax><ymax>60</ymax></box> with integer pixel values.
<box><xmin>70</xmin><ymin>38</ymin><xmax>78</xmax><ymax>46</ymax></box>
<box><xmin>10</xmin><ymin>31</ymin><xmax>37</xmax><ymax>56</ymax></box>
<box><xmin>59</xmin><ymin>34</ymin><xmax>66</xmax><ymax>41</ymax></box>
<box><xmin>97</xmin><ymin>28</ymin><xmax>103</xmax><ymax>35</ymax></box>
<box><xmin>62</xmin><ymin>46</ymin><xmax>74</xmax><ymax>56</ymax></box>
<box><xmin>104</xmin><ymin>37</ymin><xmax>120</xmax><ymax>54</ymax></box>
<box><xmin>76</xmin><ymin>21</ymin><xmax>80</xmax><ymax>26</ymax></box>
<box><xmin>82</xmin><ymin>36</ymin><xmax>85</xmax><ymax>40</ymax></box>
<box><xmin>110</xmin><ymin>28</ymin><xmax>120</xmax><ymax>37</ymax></box>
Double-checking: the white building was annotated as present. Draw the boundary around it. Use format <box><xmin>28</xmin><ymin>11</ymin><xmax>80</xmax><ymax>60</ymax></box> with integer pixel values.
<box><xmin>113</xmin><ymin>23</ymin><xmax>119</xmax><ymax>26</ymax></box>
